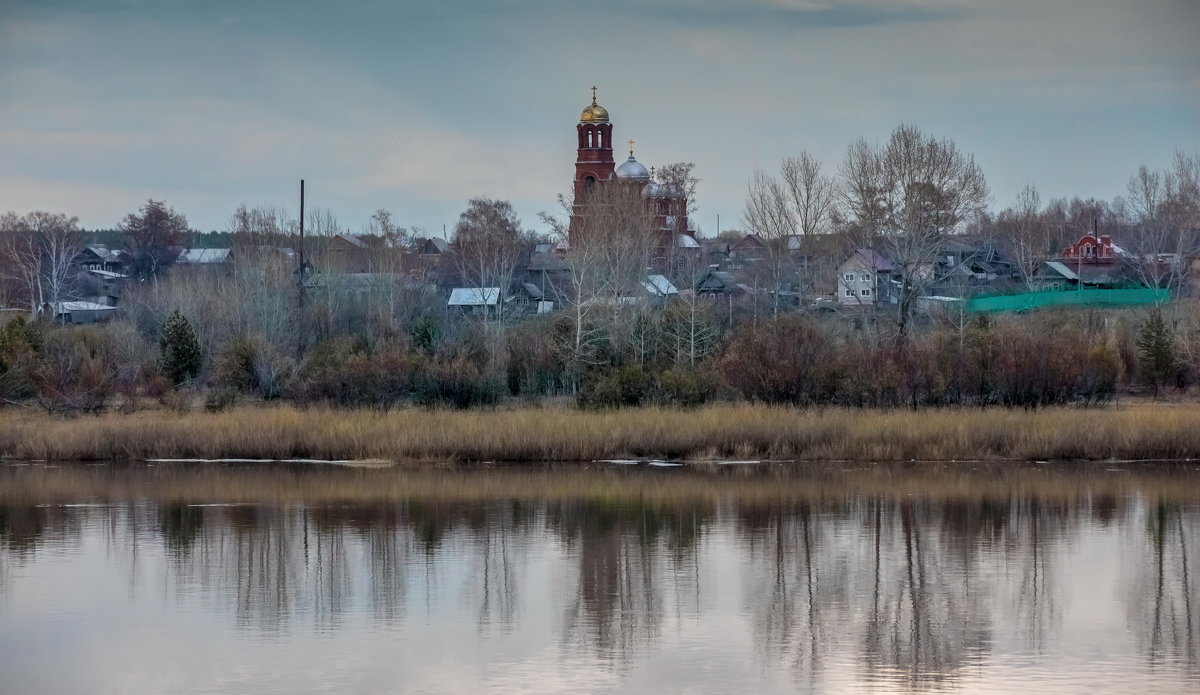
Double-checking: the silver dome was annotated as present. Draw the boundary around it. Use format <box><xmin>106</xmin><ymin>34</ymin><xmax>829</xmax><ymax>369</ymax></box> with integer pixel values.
<box><xmin>615</xmin><ymin>154</ymin><xmax>650</xmax><ymax>182</ymax></box>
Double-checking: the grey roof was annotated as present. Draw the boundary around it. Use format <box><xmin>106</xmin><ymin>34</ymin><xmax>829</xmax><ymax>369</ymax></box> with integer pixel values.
<box><xmin>527</xmin><ymin>252</ymin><xmax>570</xmax><ymax>272</ymax></box>
<box><xmin>642</xmin><ymin>274</ymin><xmax>678</xmax><ymax>297</ymax></box>
<box><xmin>676</xmin><ymin>234</ymin><xmax>700</xmax><ymax>248</ymax></box>
<box><xmin>448</xmin><ymin>287</ymin><xmax>500</xmax><ymax>307</ymax></box>
<box><xmin>696</xmin><ymin>269</ymin><xmax>736</xmax><ymax>291</ymax></box>
<box><xmin>848</xmin><ymin>249</ymin><xmax>894</xmax><ymax>272</ymax></box>
<box><xmin>1043</xmin><ymin>261</ymin><xmax>1080</xmax><ymax>281</ymax></box>
<box><xmin>50</xmin><ymin>301</ymin><xmax>117</xmax><ymax>313</ymax></box>
<box><xmin>421</xmin><ymin>238</ymin><xmax>449</xmax><ymax>254</ymax></box>
<box><xmin>334</xmin><ymin>234</ymin><xmax>368</xmax><ymax>249</ymax></box>
<box><xmin>83</xmin><ymin>245</ymin><xmax>121</xmax><ymax>263</ymax></box>
<box><xmin>521</xmin><ymin>282</ymin><xmax>544</xmax><ymax>299</ymax></box>
<box><xmin>177</xmin><ymin>248</ymin><xmax>231</xmax><ymax>264</ymax></box>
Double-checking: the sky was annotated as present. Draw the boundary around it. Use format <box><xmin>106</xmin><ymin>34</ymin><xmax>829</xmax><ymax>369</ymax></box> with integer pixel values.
<box><xmin>1</xmin><ymin>0</ymin><xmax>1197</xmax><ymax>237</ymax></box>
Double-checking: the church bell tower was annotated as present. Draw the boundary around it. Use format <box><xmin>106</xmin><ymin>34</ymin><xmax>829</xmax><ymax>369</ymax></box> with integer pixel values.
<box><xmin>573</xmin><ymin>86</ymin><xmax>615</xmax><ymax>200</ymax></box>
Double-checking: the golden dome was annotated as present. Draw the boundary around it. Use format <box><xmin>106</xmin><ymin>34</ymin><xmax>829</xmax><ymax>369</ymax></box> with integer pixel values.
<box><xmin>579</xmin><ymin>86</ymin><xmax>609</xmax><ymax>123</ymax></box>
<box><xmin>580</xmin><ymin>103</ymin><xmax>609</xmax><ymax>123</ymax></box>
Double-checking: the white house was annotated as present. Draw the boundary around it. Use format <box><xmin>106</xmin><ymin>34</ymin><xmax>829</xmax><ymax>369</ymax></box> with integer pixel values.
<box><xmin>837</xmin><ymin>249</ymin><xmax>895</xmax><ymax>307</ymax></box>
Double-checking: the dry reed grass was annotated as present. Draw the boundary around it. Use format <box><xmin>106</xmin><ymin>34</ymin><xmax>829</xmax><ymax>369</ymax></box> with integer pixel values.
<box><xmin>1</xmin><ymin>403</ymin><xmax>1199</xmax><ymax>463</ymax></box>
<box><xmin>3</xmin><ymin>461</ymin><xmax>1198</xmax><ymax>507</ymax></box>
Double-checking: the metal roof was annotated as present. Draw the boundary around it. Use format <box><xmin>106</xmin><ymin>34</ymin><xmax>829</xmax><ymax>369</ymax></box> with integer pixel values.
<box><xmin>1043</xmin><ymin>261</ymin><xmax>1080</xmax><ymax>281</ymax></box>
<box><xmin>448</xmin><ymin>287</ymin><xmax>500</xmax><ymax>306</ymax></box>
<box><xmin>177</xmin><ymin>248</ymin><xmax>231</xmax><ymax>264</ymax></box>
<box><xmin>51</xmin><ymin>301</ymin><xmax>117</xmax><ymax>313</ymax></box>
<box><xmin>642</xmin><ymin>275</ymin><xmax>678</xmax><ymax>297</ymax></box>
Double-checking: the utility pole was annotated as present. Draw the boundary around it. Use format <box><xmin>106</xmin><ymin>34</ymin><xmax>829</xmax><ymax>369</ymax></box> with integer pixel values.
<box><xmin>298</xmin><ymin>179</ymin><xmax>306</xmax><ymax>357</ymax></box>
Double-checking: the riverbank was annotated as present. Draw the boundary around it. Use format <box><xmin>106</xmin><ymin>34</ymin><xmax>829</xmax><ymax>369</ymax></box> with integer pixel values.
<box><xmin>2</xmin><ymin>402</ymin><xmax>1199</xmax><ymax>463</ymax></box>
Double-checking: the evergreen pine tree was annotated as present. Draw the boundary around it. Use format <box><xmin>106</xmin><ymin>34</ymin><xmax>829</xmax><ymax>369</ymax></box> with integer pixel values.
<box><xmin>159</xmin><ymin>310</ymin><xmax>202</xmax><ymax>385</ymax></box>
<box><xmin>1136</xmin><ymin>309</ymin><xmax>1177</xmax><ymax>397</ymax></box>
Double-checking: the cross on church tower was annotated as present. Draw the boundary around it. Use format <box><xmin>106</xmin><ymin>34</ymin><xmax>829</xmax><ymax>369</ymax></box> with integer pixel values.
<box><xmin>591</xmin><ymin>85</ymin><xmax>597</xmax><ymax>104</ymax></box>
<box><xmin>627</xmin><ymin>139</ymin><xmax>635</xmax><ymax>156</ymax></box>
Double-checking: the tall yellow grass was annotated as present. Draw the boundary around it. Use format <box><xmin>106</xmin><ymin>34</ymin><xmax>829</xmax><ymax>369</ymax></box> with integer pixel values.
<box><xmin>1</xmin><ymin>402</ymin><xmax>1199</xmax><ymax>463</ymax></box>
<box><xmin>3</xmin><ymin>461</ymin><xmax>1197</xmax><ymax>507</ymax></box>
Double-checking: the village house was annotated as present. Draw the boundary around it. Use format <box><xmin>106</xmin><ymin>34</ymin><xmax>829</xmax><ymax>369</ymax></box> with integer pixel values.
<box><xmin>1034</xmin><ymin>234</ymin><xmax>1137</xmax><ymax>290</ymax></box>
<box><xmin>73</xmin><ymin>245</ymin><xmax>126</xmax><ymax>274</ymax></box>
<box><xmin>836</xmin><ymin>249</ymin><xmax>895</xmax><ymax>307</ymax></box>
<box><xmin>447</xmin><ymin>287</ymin><xmax>501</xmax><ymax>315</ymax></box>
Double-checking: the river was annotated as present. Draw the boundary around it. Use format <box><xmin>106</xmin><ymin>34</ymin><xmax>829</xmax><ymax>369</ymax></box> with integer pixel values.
<box><xmin>1</xmin><ymin>461</ymin><xmax>1197</xmax><ymax>694</ymax></box>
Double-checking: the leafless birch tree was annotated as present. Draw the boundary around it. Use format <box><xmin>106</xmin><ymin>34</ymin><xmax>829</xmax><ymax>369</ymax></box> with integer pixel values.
<box><xmin>542</xmin><ymin>183</ymin><xmax>657</xmax><ymax>389</ymax></box>
<box><xmin>1125</xmin><ymin>153</ymin><xmax>1200</xmax><ymax>292</ymax></box>
<box><xmin>0</xmin><ymin>211</ymin><xmax>86</xmax><ymax>314</ymax></box>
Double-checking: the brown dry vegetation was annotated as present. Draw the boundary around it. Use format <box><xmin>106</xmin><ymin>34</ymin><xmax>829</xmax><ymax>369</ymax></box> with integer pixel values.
<box><xmin>2</xmin><ymin>460</ymin><xmax>1198</xmax><ymax>508</ymax></box>
<box><xmin>2</xmin><ymin>402</ymin><xmax>1200</xmax><ymax>463</ymax></box>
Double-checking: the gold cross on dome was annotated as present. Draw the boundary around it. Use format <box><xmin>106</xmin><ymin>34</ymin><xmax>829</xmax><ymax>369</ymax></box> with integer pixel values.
<box><xmin>591</xmin><ymin>85</ymin><xmax>597</xmax><ymax>104</ymax></box>
<box><xmin>627</xmin><ymin>139</ymin><xmax>635</xmax><ymax>156</ymax></box>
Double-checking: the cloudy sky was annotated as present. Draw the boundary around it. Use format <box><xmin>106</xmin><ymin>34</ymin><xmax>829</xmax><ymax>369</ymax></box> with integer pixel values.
<box><xmin>1</xmin><ymin>0</ymin><xmax>1197</xmax><ymax>236</ymax></box>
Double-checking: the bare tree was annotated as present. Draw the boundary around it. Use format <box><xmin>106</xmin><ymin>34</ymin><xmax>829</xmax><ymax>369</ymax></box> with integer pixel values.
<box><xmin>841</xmin><ymin>124</ymin><xmax>989</xmax><ymax>334</ymax></box>
<box><xmin>1001</xmin><ymin>185</ymin><xmax>1053</xmax><ymax>291</ymax></box>
<box><xmin>1126</xmin><ymin>153</ymin><xmax>1200</xmax><ymax>292</ymax></box>
<box><xmin>744</xmin><ymin>152</ymin><xmax>840</xmax><ymax>314</ymax></box>
<box><xmin>781</xmin><ymin>153</ymin><xmax>839</xmax><ymax>238</ymax></box>
<box><xmin>542</xmin><ymin>182</ymin><xmax>658</xmax><ymax>390</ymax></box>
<box><xmin>452</xmin><ymin>198</ymin><xmax>526</xmax><ymax>365</ymax></box>
<box><xmin>0</xmin><ymin>211</ymin><xmax>85</xmax><ymax>314</ymax></box>
<box><xmin>453</xmin><ymin>198</ymin><xmax>525</xmax><ymax>318</ymax></box>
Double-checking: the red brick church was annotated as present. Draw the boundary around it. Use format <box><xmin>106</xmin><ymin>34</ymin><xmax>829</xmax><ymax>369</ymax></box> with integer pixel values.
<box><xmin>567</xmin><ymin>88</ymin><xmax>699</xmax><ymax>265</ymax></box>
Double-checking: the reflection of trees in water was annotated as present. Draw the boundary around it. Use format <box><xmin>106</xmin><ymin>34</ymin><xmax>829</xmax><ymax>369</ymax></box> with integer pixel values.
<box><xmin>872</xmin><ymin>499</ymin><xmax>993</xmax><ymax>689</ymax></box>
<box><xmin>997</xmin><ymin>496</ymin><xmax>1077</xmax><ymax>653</ymax></box>
<box><xmin>737</xmin><ymin>495</ymin><xmax>1087</xmax><ymax>692</ymax></box>
<box><xmin>150</xmin><ymin>500</ymin><xmax>544</xmax><ymax>633</ymax></box>
<box><xmin>549</xmin><ymin>499</ymin><xmax>713</xmax><ymax>663</ymax></box>
<box><xmin>738</xmin><ymin>500</ymin><xmax>855</xmax><ymax>688</ymax></box>
<box><xmin>2</xmin><ymin>476</ymin><xmax>1199</xmax><ymax>686</ymax></box>
<box><xmin>459</xmin><ymin>500</ymin><xmax>540</xmax><ymax>631</ymax></box>
<box><xmin>1124</xmin><ymin>499</ymin><xmax>1200</xmax><ymax>676</ymax></box>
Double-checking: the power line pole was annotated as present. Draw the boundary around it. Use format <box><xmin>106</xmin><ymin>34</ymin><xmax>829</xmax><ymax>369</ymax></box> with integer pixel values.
<box><xmin>298</xmin><ymin>179</ymin><xmax>306</xmax><ymax>357</ymax></box>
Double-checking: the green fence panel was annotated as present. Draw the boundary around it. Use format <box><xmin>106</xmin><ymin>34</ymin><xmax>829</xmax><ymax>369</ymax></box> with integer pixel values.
<box><xmin>966</xmin><ymin>288</ymin><xmax>1170</xmax><ymax>314</ymax></box>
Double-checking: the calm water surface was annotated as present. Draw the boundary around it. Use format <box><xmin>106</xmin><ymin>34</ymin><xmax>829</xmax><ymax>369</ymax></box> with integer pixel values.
<box><xmin>1</xmin><ymin>461</ymin><xmax>1198</xmax><ymax>694</ymax></box>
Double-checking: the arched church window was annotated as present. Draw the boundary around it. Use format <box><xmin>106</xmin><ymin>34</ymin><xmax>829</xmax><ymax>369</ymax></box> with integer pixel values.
<box><xmin>585</xmin><ymin>175</ymin><xmax>596</xmax><ymax>192</ymax></box>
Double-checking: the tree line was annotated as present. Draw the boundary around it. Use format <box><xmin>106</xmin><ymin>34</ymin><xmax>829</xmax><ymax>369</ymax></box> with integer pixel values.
<box><xmin>1</xmin><ymin>124</ymin><xmax>1198</xmax><ymax>413</ymax></box>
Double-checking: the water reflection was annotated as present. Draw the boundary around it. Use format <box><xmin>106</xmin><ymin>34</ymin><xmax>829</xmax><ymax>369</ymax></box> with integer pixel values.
<box><xmin>1</xmin><ymin>463</ymin><xmax>1198</xmax><ymax>694</ymax></box>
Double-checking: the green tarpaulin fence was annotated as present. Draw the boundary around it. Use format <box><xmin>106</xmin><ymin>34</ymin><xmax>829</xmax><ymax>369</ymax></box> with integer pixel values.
<box><xmin>966</xmin><ymin>288</ymin><xmax>1170</xmax><ymax>314</ymax></box>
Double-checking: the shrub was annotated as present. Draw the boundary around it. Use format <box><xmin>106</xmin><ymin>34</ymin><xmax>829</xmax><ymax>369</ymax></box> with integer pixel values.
<box><xmin>655</xmin><ymin>366</ymin><xmax>718</xmax><ymax>408</ymax></box>
<box><xmin>578</xmin><ymin>363</ymin><xmax>653</xmax><ymax>409</ymax></box>
<box><xmin>288</xmin><ymin>337</ymin><xmax>414</xmax><ymax>408</ymax></box>
<box><xmin>719</xmin><ymin>315</ymin><xmax>839</xmax><ymax>405</ymax></box>
<box><xmin>33</xmin><ymin>326</ymin><xmax>120</xmax><ymax>414</ymax></box>
<box><xmin>413</xmin><ymin>353</ymin><xmax>502</xmax><ymax>408</ymax></box>
<box><xmin>0</xmin><ymin>316</ymin><xmax>43</xmax><ymax>401</ymax></box>
<box><xmin>213</xmin><ymin>335</ymin><xmax>258</xmax><ymax>393</ymax></box>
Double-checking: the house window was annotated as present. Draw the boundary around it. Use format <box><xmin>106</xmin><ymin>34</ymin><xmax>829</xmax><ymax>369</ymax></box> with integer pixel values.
<box><xmin>861</xmin><ymin>289</ymin><xmax>871</xmax><ymax>296</ymax></box>
<box><xmin>844</xmin><ymin>273</ymin><xmax>854</xmax><ymax>282</ymax></box>
<box><xmin>844</xmin><ymin>289</ymin><xmax>854</xmax><ymax>297</ymax></box>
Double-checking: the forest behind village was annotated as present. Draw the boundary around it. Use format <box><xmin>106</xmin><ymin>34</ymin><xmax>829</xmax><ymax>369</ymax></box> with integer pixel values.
<box><xmin>2</xmin><ymin>125</ymin><xmax>1199</xmax><ymax>416</ymax></box>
